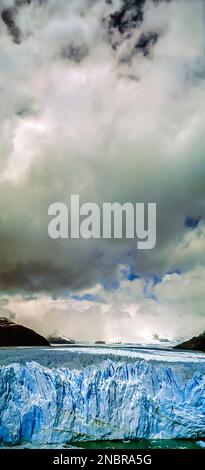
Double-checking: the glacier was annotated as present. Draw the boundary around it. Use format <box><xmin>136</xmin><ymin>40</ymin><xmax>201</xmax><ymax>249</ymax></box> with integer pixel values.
<box><xmin>0</xmin><ymin>346</ymin><xmax>205</xmax><ymax>446</ymax></box>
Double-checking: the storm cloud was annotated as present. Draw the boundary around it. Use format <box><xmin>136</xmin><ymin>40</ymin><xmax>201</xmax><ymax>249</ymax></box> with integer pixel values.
<box><xmin>0</xmin><ymin>0</ymin><xmax>205</xmax><ymax>340</ymax></box>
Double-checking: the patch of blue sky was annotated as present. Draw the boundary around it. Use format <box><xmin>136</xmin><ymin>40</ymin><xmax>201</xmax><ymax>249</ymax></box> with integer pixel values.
<box><xmin>184</xmin><ymin>216</ymin><xmax>201</xmax><ymax>229</ymax></box>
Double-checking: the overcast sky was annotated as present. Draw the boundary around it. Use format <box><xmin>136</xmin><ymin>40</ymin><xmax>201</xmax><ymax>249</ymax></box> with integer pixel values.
<box><xmin>0</xmin><ymin>0</ymin><xmax>205</xmax><ymax>342</ymax></box>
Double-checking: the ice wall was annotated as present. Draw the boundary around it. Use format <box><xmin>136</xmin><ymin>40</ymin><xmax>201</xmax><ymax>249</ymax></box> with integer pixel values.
<box><xmin>0</xmin><ymin>352</ymin><xmax>205</xmax><ymax>445</ymax></box>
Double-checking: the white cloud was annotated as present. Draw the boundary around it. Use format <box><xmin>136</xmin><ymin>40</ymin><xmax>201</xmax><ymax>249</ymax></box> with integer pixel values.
<box><xmin>4</xmin><ymin>260</ymin><xmax>205</xmax><ymax>342</ymax></box>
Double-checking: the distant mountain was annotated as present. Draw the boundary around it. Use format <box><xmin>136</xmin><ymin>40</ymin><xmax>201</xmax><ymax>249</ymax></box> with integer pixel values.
<box><xmin>0</xmin><ymin>317</ymin><xmax>50</xmax><ymax>347</ymax></box>
<box><xmin>174</xmin><ymin>331</ymin><xmax>205</xmax><ymax>353</ymax></box>
<box><xmin>47</xmin><ymin>334</ymin><xmax>75</xmax><ymax>345</ymax></box>
<box><xmin>153</xmin><ymin>334</ymin><xmax>169</xmax><ymax>343</ymax></box>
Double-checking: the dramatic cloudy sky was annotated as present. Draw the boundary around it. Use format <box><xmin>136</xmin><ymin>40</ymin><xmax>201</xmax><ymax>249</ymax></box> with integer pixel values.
<box><xmin>0</xmin><ymin>0</ymin><xmax>205</xmax><ymax>342</ymax></box>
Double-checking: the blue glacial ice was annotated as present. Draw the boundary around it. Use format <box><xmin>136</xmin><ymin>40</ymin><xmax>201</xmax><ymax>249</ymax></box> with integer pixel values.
<box><xmin>0</xmin><ymin>346</ymin><xmax>205</xmax><ymax>446</ymax></box>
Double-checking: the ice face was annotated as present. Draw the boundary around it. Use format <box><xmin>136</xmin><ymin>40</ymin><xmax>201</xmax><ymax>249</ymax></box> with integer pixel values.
<box><xmin>0</xmin><ymin>347</ymin><xmax>205</xmax><ymax>446</ymax></box>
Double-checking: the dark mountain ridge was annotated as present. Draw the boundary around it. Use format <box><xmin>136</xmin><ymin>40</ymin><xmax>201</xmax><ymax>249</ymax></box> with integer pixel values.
<box><xmin>175</xmin><ymin>331</ymin><xmax>205</xmax><ymax>353</ymax></box>
<box><xmin>0</xmin><ymin>317</ymin><xmax>50</xmax><ymax>347</ymax></box>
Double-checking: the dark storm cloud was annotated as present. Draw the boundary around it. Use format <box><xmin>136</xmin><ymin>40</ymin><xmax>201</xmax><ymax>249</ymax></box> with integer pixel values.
<box><xmin>1</xmin><ymin>7</ymin><xmax>22</xmax><ymax>44</ymax></box>
<box><xmin>0</xmin><ymin>262</ymin><xmax>74</xmax><ymax>293</ymax></box>
<box><xmin>61</xmin><ymin>43</ymin><xmax>89</xmax><ymax>63</ymax></box>
<box><xmin>0</xmin><ymin>0</ymin><xmax>205</xmax><ymax>303</ymax></box>
<box><xmin>0</xmin><ymin>0</ymin><xmax>35</xmax><ymax>44</ymax></box>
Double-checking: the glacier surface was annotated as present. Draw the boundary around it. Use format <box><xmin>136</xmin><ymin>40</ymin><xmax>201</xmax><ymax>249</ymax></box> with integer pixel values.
<box><xmin>0</xmin><ymin>347</ymin><xmax>205</xmax><ymax>445</ymax></box>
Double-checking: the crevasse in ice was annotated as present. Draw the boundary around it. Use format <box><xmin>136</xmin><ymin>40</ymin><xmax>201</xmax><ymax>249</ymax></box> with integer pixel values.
<box><xmin>0</xmin><ymin>350</ymin><xmax>205</xmax><ymax>445</ymax></box>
